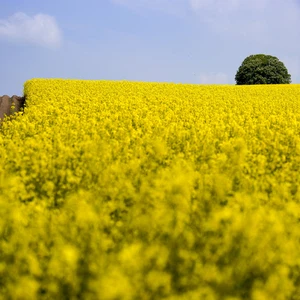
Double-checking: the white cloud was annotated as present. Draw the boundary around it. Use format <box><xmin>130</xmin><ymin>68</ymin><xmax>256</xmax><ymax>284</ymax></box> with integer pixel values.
<box><xmin>198</xmin><ymin>72</ymin><xmax>229</xmax><ymax>84</ymax></box>
<box><xmin>188</xmin><ymin>0</ymin><xmax>300</xmax><ymax>48</ymax></box>
<box><xmin>0</xmin><ymin>12</ymin><xmax>63</xmax><ymax>49</ymax></box>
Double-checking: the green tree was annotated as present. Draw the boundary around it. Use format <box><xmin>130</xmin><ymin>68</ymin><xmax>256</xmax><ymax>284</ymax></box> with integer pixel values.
<box><xmin>235</xmin><ymin>54</ymin><xmax>291</xmax><ymax>85</ymax></box>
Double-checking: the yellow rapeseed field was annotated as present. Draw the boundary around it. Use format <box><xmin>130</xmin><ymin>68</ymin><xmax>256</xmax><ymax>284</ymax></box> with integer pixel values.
<box><xmin>1</xmin><ymin>78</ymin><xmax>300</xmax><ymax>299</ymax></box>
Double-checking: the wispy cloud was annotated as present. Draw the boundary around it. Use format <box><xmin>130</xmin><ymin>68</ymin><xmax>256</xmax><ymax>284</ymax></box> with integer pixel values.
<box><xmin>198</xmin><ymin>72</ymin><xmax>229</xmax><ymax>84</ymax></box>
<box><xmin>189</xmin><ymin>0</ymin><xmax>300</xmax><ymax>48</ymax></box>
<box><xmin>111</xmin><ymin>0</ymin><xmax>300</xmax><ymax>50</ymax></box>
<box><xmin>0</xmin><ymin>12</ymin><xmax>63</xmax><ymax>49</ymax></box>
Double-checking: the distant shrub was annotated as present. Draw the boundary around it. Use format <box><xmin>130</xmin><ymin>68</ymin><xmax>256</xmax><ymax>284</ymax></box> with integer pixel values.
<box><xmin>235</xmin><ymin>54</ymin><xmax>291</xmax><ymax>84</ymax></box>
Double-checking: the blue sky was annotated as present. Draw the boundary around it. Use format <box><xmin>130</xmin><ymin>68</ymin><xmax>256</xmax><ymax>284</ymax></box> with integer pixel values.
<box><xmin>1</xmin><ymin>0</ymin><xmax>300</xmax><ymax>95</ymax></box>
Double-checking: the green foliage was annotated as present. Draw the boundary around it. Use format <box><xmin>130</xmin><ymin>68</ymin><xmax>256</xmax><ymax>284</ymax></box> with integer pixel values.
<box><xmin>235</xmin><ymin>54</ymin><xmax>291</xmax><ymax>85</ymax></box>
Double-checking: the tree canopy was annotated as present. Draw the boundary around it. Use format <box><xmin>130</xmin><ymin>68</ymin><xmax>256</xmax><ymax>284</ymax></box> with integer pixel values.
<box><xmin>235</xmin><ymin>54</ymin><xmax>291</xmax><ymax>85</ymax></box>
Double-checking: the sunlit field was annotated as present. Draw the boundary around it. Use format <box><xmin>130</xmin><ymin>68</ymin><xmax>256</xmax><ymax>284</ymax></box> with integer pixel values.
<box><xmin>1</xmin><ymin>79</ymin><xmax>300</xmax><ymax>299</ymax></box>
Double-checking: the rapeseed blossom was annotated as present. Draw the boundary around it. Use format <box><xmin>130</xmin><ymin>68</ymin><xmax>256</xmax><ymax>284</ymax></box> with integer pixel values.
<box><xmin>1</xmin><ymin>79</ymin><xmax>300</xmax><ymax>299</ymax></box>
